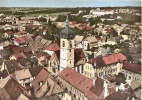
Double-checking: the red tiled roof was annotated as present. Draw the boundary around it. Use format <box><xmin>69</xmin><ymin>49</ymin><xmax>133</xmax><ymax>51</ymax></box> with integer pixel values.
<box><xmin>88</xmin><ymin>53</ymin><xmax>127</xmax><ymax>67</ymax></box>
<box><xmin>59</xmin><ymin>67</ymin><xmax>99</xmax><ymax>100</ymax></box>
<box><xmin>74</xmin><ymin>49</ymin><xmax>85</xmax><ymax>65</ymax></box>
<box><xmin>5</xmin><ymin>31</ymin><xmax>13</xmax><ymax>35</ymax></box>
<box><xmin>108</xmin><ymin>87</ymin><xmax>116</xmax><ymax>95</ymax></box>
<box><xmin>90</xmin><ymin>78</ymin><xmax>104</xmax><ymax>96</ymax></box>
<box><xmin>11</xmin><ymin>46</ymin><xmax>23</xmax><ymax>54</ymax></box>
<box><xmin>105</xmin><ymin>90</ymin><xmax>133</xmax><ymax>100</ymax></box>
<box><xmin>22</xmin><ymin>46</ymin><xmax>31</xmax><ymax>52</ymax></box>
<box><xmin>24</xmin><ymin>51</ymin><xmax>34</xmax><ymax>58</ymax></box>
<box><xmin>18</xmin><ymin>30</ymin><xmax>26</xmax><ymax>35</ymax></box>
<box><xmin>0</xmin><ymin>70</ymin><xmax>8</xmax><ymax>79</ymax></box>
<box><xmin>46</xmin><ymin>42</ymin><xmax>60</xmax><ymax>51</ymax></box>
<box><xmin>29</xmin><ymin>66</ymin><xmax>43</xmax><ymax>77</ymax></box>
<box><xmin>35</xmin><ymin>51</ymin><xmax>50</xmax><ymax>58</ymax></box>
<box><xmin>15</xmin><ymin>37</ymin><xmax>25</xmax><ymax>44</ymax></box>
<box><xmin>15</xmin><ymin>36</ymin><xmax>33</xmax><ymax>44</ymax></box>
<box><xmin>13</xmin><ymin>52</ymin><xmax>27</xmax><ymax>59</ymax></box>
<box><xmin>10</xmin><ymin>46</ymin><xmax>31</xmax><ymax>54</ymax></box>
<box><xmin>82</xmin><ymin>26</ymin><xmax>93</xmax><ymax>30</ymax></box>
<box><xmin>122</xmin><ymin>62</ymin><xmax>141</xmax><ymax>74</ymax></box>
<box><xmin>1</xmin><ymin>79</ymin><xmax>22</xmax><ymax>100</ymax></box>
<box><xmin>5</xmin><ymin>44</ymin><xmax>18</xmax><ymax>49</ymax></box>
<box><xmin>72</xmin><ymin>21</ymin><xmax>77</xmax><ymax>25</ymax></box>
<box><xmin>31</xmin><ymin>68</ymin><xmax>50</xmax><ymax>91</ymax></box>
<box><xmin>95</xmin><ymin>36</ymin><xmax>102</xmax><ymax>41</ymax></box>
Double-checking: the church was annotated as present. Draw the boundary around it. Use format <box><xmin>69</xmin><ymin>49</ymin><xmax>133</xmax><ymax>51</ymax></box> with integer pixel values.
<box><xmin>48</xmin><ymin>15</ymin><xmax>87</xmax><ymax>74</ymax></box>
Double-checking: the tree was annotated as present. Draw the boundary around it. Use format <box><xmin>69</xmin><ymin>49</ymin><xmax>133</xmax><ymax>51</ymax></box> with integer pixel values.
<box><xmin>48</xmin><ymin>18</ymin><xmax>52</xmax><ymax>26</ymax></box>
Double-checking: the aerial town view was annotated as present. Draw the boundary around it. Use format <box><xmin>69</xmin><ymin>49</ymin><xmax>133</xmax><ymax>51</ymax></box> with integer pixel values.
<box><xmin>0</xmin><ymin>0</ymin><xmax>141</xmax><ymax>100</ymax></box>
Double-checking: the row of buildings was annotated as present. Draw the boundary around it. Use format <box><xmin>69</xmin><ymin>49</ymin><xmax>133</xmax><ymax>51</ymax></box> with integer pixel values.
<box><xmin>0</xmin><ymin>7</ymin><xmax>141</xmax><ymax>100</ymax></box>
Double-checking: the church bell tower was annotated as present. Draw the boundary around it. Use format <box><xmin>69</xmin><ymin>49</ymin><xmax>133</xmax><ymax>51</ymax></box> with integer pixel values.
<box><xmin>60</xmin><ymin>15</ymin><xmax>74</xmax><ymax>72</ymax></box>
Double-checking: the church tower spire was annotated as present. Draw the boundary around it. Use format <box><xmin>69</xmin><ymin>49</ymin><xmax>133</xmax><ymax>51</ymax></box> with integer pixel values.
<box><xmin>66</xmin><ymin>15</ymin><xmax>69</xmax><ymax>27</ymax></box>
<box><xmin>60</xmin><ymin>15</ymin><xmax>75</xmax><ymax>72</ymax></box>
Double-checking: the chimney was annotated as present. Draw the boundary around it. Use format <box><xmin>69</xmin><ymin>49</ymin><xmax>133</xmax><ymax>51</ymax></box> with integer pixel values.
<box><xmin>39</xmin><ymin>81</ymin><xmax>43</xmax><ymax>86</ymax></box>
<box><xmin>94</xmin><ymin>61</ymin><xmax>96</xmax><ymax>67</ymax></box>
<box><xmin>132</xmin><ymin>98</ymin><xmax>135</xmax><ymax>100</ymax></box>
<box><xmin>103</xmin><ymin>81</ymin><xmax>108</xmax><ymax>98</ymax></box>
<box><xmin>119</xmin><ymin>83</ymin><xmax>125</xmax><ymax>91</ymax></box>
<box><xmin>116</xmin><ymin>86</ymin><xmax>119</xmax><ymax>92</ymax></box>
<box><xmin>93</xmin><ymin>78</ymin><xmax>96</xmax><ymax>86</ymax></box>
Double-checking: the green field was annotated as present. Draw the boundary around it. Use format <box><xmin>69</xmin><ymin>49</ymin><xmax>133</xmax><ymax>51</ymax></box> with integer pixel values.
<box><xmin>25</xmin><ymin>12</ymin><xmax>70</xmax><ymax>17</ymax></box>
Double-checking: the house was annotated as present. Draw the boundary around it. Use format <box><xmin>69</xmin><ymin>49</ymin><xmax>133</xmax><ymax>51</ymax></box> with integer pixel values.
<box><xmin>29</xmin><ymin>39</ymin><xmax>52</xmax><ymax>52</ymax></box>
<box><xmin>1</xmin><ymin>60</ymin><xmax>21</xmax><ymax>74</ymax></box>
<box><xmin>29</xmin><ymin>39</ymin><xmax>44</xmax><ymax>52</ymax></box>
<box><xmin>18</xmin><ymin>30</ymin><xmax>27</xmax><ymax>36</ymax></box>
<box><xmin>14</xmin><ymin>68</ymin><xmax>33</xmax><ymax>88</ymax></box>
<box><xmin>10</xmin><ymin>52</ymin><xmax>27</xmax><ymax>60</ymax></box>
<box><xmin>100</xmin><ymin>36</ymin><xmax>117</xmax><ymax>46</ymax></box>
<box><xmin>37</xmin><ymin>95</ymin><xmax>62</xmax><ymax>100</ymax></box>
<box><xmin>40</xmin><ymin>39</ymin><xmax>52</xmax><ymax>49</ymax></box>
<box><xmin>74</xmin><ymin>48</ymin><xmax>86</xmax><ymax>74</ymax></box>
<box><xmin>17</xmin><ymin>57</ymin><xmax>31</xmax><ymax>68</ymax></box>
<box><xmin>57</xmin><ymin>67</ymin><xmax>110</xmax><ymax>100</ymax></box>
<box><xmin>29</xmin><ymin>66</ymin><xmax>44</xmax><ymax>78</ymax></box>
<box><xmin>94</xmin><ymin>47</ymin><xmax>111</xmax><ymax>57</ymax></box>
<box><xmin>0</xmin><ymin>69</ymin><xmax>8</xmax><ymax>79</ymax></box>
<box><xmin>14</xmin><ymin>36</ymin><xmax>33</xmax><ymax>46</ymax></box>
<box><xmin>0</xmin><ymin>48</ymin><xmax>13</xmax><ymax>60</ymax></box>
<box><xmin>48</xmin><ymin>50</ymin><xmax>60</xmax><ymax>74</ymax></box>
<box><xmin>28</xmin><ymin>57</ymin><xmax>38</xmax><ymax>67</ymax></box>
<box><xmin>0</xmin><ymin>78</ymin><xmax>30</xmax><ymax>100</ymax></box>
<box><xmin>104</xmin><ymin>89</ymin><xmax>135</xmax><ymax>100</ymax></box>
<box><xmin>35</xmin><ymin>51</ymin><xmax>51</xmax><ymax>66</ymax></box>
<box><xmin>24</xmin><ymin>51</ymin><xmax>35</xmax><ymax>58</ymax></box>
<box><xmin>31</xmin><ymin>68</ymin><xmax>51</xmax><ymax>91</ymax></box>
<box><xmin>83</xmin><ymin>53</ymin><xmax>127</xmax><ymax>79</ymax></box>
<box><xmin>4</xmin><ymin>31</ymin><xmax>14</xmax><ymax>39</ymax></box>
<box><xmin>74</xmin><ymin>35</ymin><xmax>84</xmax><ymax>48</ymax></box>
<box><xmin>35</xmin><ymin>76</ymin><xmax>64</xmax><ymax>98</ymax></box>
<box><xmin>121</xmin><ymin>62</ymin><xmax>141</xmax><ymax>82</ymax></box>
<box><xmin>131</xmin><ymin>80</ymin><xmax>141</xmax><ymax>99</ymax></box>
<box><xmin>83</xmin><ymin>36</ymin><xmax>98</xmax><ymax>50</ymax></box>
<box><xmin>44</xmin><ymin>42</ymin><xmax>60</xmax><ymax>56</ymax></box>
<box><xmin>0</xmin><ymin>41</ymin><xmax>11</xmax><ymax>50</ymax></box>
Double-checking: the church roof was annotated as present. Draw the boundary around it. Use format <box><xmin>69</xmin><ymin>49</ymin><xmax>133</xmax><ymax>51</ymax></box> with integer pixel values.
<box><xmin>60</xmin><ymin>15</ymin><xmax>74</xmax><ymax>39</ymax></box>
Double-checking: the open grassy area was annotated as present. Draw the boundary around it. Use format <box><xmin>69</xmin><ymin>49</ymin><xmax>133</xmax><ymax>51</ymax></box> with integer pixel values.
<box><xmin>24</xmin><ymin>12</ymin><xmax>70</xmax><ymax>17</ymax></box>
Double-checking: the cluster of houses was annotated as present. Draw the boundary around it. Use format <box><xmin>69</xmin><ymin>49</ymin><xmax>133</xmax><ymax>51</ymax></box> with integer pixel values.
<box><xmin>0</xmin><ymin>8</ymin><xmax>141</xmax><ymax>100</ymax></box>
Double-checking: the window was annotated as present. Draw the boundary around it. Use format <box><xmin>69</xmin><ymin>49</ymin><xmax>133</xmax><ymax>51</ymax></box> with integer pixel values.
<box><xmin>74</xmin><ymin>94</ymin><xmax>76</xmax><ymax>98</ymax></box>
<box><xmin>90</xmin><ymin>73</ymin><xmax>92</xmax><ymax>77</ymax></box>
<box><xmin>63</xmin><ymin>41</ymin><xmax>65</xmax><ymax>47</ymax></box>
<box><xmin>70</xmin><ymin>61</ymin><xmax>71</xmax><ymax>64</ymax></box>
<box><xmin>135</xmin><ymin>77</ymin><xmax>137</xmax><ymax>81</ymax></box>
<box><xmin>69</xmin><ymin>49</ymin><xmax>71</xmax><ymax>52</ymax></box>
<box><xmin>53</xmin><ymin>68</ymin><xmax>56</xmax><ymax>73</ymax></box>
<box><xmin>69</xmin><ymin>41</ymin><xmax>72</xmax><ymax>48</ymax></box>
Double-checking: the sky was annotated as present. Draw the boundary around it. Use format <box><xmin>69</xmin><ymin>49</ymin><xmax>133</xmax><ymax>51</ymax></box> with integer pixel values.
<box><xmin>0</xmin><ymin>0</ymin><xmax>141</xmax><ymax>7</ymax></box>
